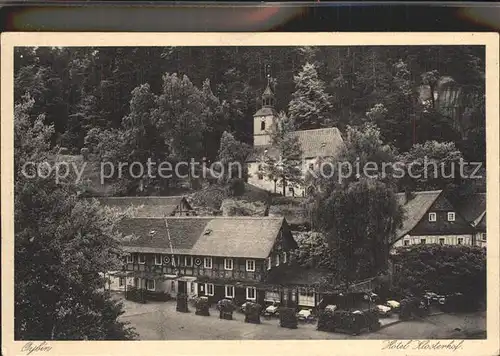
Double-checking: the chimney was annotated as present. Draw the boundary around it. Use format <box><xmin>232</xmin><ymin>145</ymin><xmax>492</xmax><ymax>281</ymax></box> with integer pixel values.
<box><xmin>404</xmin><ymin>188</ymin><xmax>415</xmax><ymax>203</ymax></box>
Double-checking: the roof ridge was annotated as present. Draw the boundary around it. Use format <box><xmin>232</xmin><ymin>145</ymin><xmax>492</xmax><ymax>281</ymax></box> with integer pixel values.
<box><xmin>293</xmin><ymin>127</ymin><xmax>340</xmax><ymax>134</ymax></box>
<box><xmin>396</xmin><ymin>190</ymin><xmax>443</xmax><ymax>195</ymax></box>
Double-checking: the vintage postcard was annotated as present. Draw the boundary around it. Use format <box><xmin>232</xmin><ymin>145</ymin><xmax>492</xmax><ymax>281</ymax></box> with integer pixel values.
<box><xmin>1</xmin><ymin>32</ymin><xmax>499</xmax><ymax>356</ymax></box>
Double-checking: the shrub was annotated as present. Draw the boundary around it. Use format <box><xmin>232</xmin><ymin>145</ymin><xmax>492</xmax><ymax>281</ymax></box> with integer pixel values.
<box><xmin>125</xmin><ymin>287</ymin><xmax>146</xmax><ymax>304</ymax></box>
<box><xmin>279</xmin><ymin>307</ymin><xmax>298</xmax><ymax>329</ymax></box>
<box><xmin>217</xmin><ymin>299</ymin><xmax>236</xmax><ymax>320</ymax></box>
<box><xmin>194</xmin><ymin>296</ymin><xmax>210</xmax><ymax>316</ymax></box>
<box><xmin>399</xmin><ymin>296</ymin><xmax>428</xmax><ymax>320</ymax></box>
<box><xmin>244</xmin><ymin>302</ymin><xmax>261</xmax><ymax>324</ymax></box>
<box><xmin>317</xmin><ymin>310</ymin><xmax>379</xmax><ymax>334</ymax></box>
<box><xmin>317</xmin><ymin>310</ymin><xmax>336</xmax><ymax>332</ymax></box>
<box><xmin>217</xmin><ymin>299</ymin><xmax>236</xmax><ymax>312</ymax></box>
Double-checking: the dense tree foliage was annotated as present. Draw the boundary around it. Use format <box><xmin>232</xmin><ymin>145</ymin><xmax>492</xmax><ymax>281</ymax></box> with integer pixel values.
<box><xmin>315</xmin><ymin>179</ymin><xmax>403</xmax><ymax>289</ymax></box>
<box><xmin>13</xmin><ymin>45</ymin><xmax>486</xmax><ymax>296</ymax></box>
<box><xmin>14</xmin><ymin>96</ymin><xmax>136</xmax><ymax>340</ymax></box>
<box><xmin>310</xmin><ymin>123</ymin><xmax>403</xmax><ymax>287</ymax></box>
<box><xmin>14</xmin><ymin>45</ymin><xmax>485</xmax><ymax>165</ymax></box>
<box><xmin>391</xmin><ymin>244</ymin><xmax>486</xmax><ymax>298</ymax></box>
<box><xmin>288</xmin><ymin>62</ymin><xmax>333</xmax><ymax>129</ymax></box>
<box><xmin>397</xmin><ymin>140</ymin><xmax>464</xmax><ymax>192</ymax></box>
<box><xmin>216</xmin><ymin>131</ymin><xmax>251</xmax><ymax>196</ymax></box>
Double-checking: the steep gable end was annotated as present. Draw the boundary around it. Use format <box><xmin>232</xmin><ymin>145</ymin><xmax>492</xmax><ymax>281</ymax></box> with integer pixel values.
<box><xmin>410</xmin><ymin>194</ymin><xmax>474</xmax><ymax>236</ymax></box>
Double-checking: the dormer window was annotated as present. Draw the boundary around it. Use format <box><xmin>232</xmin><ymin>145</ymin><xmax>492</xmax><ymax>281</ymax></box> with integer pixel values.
<box><xmin>261</xmin><ymin>121</ymin><xmax>266</xmax><ymax>131</ymax></box>
<box><xmin>275</xmin><ymin>254</ymin><xmax>280</xmax><ymax>266</ymax></box>
<box><xmin>267</xmin><ymin>257</ymin><xmax>272</xmax><ymax>270</ymax></box>
<box><xmin>447</xmin><ymin>212</ymin><xmax>455</xmax><ymax>221</ymax></box>
<box><xmin>428</xmin><ymin>212</ymin><xmax>437</xmax><ymax>222</ymax></box>
<box><xmin>282</xmin><ymin>252</ymin><xmax>287</xmax><ymax>264</ymax></box>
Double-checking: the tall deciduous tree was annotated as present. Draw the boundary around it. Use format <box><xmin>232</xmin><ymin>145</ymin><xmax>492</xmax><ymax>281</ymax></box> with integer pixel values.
<box><xmin>216</xmin><ymin>131</ymin><xmax>251</xmax><ymax>196</ymax></box>
<box><xmin>315</xmin><ymin>179</ymin><xmax>403</xmax><ymax>290</ymax></box>
<box><xmin>288</xmin><ymin>62</ymin><xmax>333</xmax><ymax>129</ymax></box>
<box><xmin>155</xmin><ymin>73</ymin><xmax>208</xmax><ymax>160</ymax></box>
<box><xmin>14</xmin><ymin>96</ymin><xmax>136</xmax><ymax>340</ymax></box>
<box><xmin>398</xmin><ymin>140</ymin><xmax>464</xmax><ymax>192</ymax></box>
<box><xmin>311</xmin><ymin>122</ymin><xmax>402</xmax><ymax>290</ymax></box>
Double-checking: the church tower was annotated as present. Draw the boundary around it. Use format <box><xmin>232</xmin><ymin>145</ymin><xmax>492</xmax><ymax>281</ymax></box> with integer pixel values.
<box><xmin>253</xmin><ymin>75</ymin><xmax>277</xmax><ymax>147</ymax></box>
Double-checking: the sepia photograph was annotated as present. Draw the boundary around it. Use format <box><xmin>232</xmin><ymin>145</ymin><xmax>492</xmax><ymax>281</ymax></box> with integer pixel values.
<box><xmin>1</xmin><ymin>33</ymin><xmax>498</xmax><ymax>355</ymax></box>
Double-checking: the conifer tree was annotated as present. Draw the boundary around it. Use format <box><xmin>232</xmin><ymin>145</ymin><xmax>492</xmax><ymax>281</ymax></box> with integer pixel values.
<box><xmin>288</xmin><ymin>62</ymin><xmax>333</xmax><ymax>129</ymax></box>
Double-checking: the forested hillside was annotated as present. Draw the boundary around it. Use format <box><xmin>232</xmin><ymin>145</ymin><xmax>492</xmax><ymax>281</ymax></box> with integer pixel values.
<box><xmin>14</xmin><ymin>45</ymin><xmax>485</xmax><ymax>198</ymax></box>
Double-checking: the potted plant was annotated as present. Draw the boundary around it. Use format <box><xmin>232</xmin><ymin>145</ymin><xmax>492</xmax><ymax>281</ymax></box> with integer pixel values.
<box><xmin>317</xmin><ymin>309</ymin><xmax>335</xmax><ymax>332</ymax></box>
<box><xmin>279</xmin><ymin>306</ymin><xmax>298</xmax><ymax>329</ymax></box>
<box><xmin>125</xmin><ymin>286</ymin><xmax>146</xmax><ymax>304</ymax></box>
<box><xmin>195</xmin><ymin>296</ymin><xmax>210</xmax><ymax>316</ymax></box>
<box><xmin>217</xmin><ymin>299</ymin><xmax>236</xmax><ymax>320</ymax></box>
<box><xmin>243</xmin><ymin>301</ymin><xmax>261</xmax><ymax>324</ymax></box>
<box><xmin>176</xmin><ymin>293</ymin><xmax>189</xmax><ymax>313</ymax></box>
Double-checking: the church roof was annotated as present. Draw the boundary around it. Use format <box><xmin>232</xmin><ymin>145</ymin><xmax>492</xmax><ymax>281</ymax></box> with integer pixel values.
<box><xmin>253</xmin><ymin>107</ymin><xmax>277</xmax><ymax>117</ymax></box>
<box><xmin>294</xmin><ymin>128</ymin><xmax>344</xmax><ymax>159</ymax></box>
<box><xmin>248</xmin><ymin>127</ymin><xmax>344</xmax><ymax>161</ymax></box>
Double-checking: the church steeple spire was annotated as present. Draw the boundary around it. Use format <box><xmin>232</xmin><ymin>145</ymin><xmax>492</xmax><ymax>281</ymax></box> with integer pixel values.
<box><xmin>262</xmin><ymin>74</ymin><xmax>275</xmax><ymax>108</ymax></box>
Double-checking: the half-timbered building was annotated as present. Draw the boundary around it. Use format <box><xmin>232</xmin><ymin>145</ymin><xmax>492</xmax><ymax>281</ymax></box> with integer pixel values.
<box><xmin>391</xmin><ymin>190</ymin><xmax>479</xmax><ymax>248</ymax></box>
<box><xmin>108</xmin><ymin>216</ymin><xmax>298</xmax><ymax>306</ymax></box>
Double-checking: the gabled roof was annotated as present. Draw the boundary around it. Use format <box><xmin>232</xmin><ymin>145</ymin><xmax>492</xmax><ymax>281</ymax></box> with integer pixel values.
<box><xmin>118</xmin><ymin>216</ymin><xmax>287</xmax><ymax>259</ymax></box>
<box><xmin>476</xmin><ymin>212</ymin><xmax>486</xmax><ymax>231</ymax></box>
<box><xmin>119</xmin><ymin>217</ymin><xmax>210</xmax><ymax>254</ymax></box>
<box><xmin>393</xmin><ymin>190</ymin><xmax>443</xmax><ymax>241</ymax></box>
<box><xmin>454</xmin><ymin>193</ymin><xmax>486</xmax><ymax>226</ymax></box>
<box><xmin>94</xmin><ymin>196</ymin><xmax>192</xmax><ymax>217</ymax></box>
<box><xmin>293</xmin><ymin>128</ymin><xmax>343</xmax><ymax>159</ymax></box>
<box><xmin>248</xmin><ymin>127</ymin><xmax>344</xmax><ymax>162</ymax></box>
<box><xmin>189</xmin><ymin>217</ymin><xmax>285</xmax><ymax>258</ymax></box>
